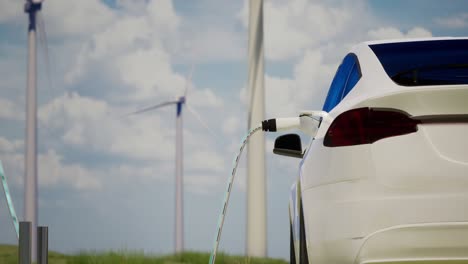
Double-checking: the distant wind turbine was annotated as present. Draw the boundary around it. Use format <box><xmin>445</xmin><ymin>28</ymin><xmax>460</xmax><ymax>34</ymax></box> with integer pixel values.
<box><xmin>128</xmin><ymin>66</ymin><xmax>200</xmax><ymax>253</ymax></box>
<box><xmin>23</xmin><ymin>0</ymin><xmax>46</xmax><ymax>261</ymax></box>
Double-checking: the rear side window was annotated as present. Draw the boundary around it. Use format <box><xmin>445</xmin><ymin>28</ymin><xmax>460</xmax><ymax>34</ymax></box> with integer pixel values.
<box><xmin>370</xmin><ymin>39</ymin><xmax>468</xmax><ymax>86</ymax></box>
<box><xmin>323</xmin><ymin>53</ymin><xmax>361</xmax><ymax>112</ymax></box>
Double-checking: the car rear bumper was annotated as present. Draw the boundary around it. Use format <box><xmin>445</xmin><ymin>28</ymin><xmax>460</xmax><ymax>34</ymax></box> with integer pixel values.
<box><xmin>356</xmin><ymin>222</ymin><xmax>468</xmax><ymax>264</ymax></box>
<box><xmin>301</xmin><ymin>182</ymin><xmax>468</xmax><ymax>264</ymax></box>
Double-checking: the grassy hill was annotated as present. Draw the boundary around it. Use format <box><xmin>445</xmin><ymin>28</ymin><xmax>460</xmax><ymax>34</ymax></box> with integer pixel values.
<box><xmin>0</xmin><ymin>244</ymin><xmax>288</xmax><ymax>264</ymax></box>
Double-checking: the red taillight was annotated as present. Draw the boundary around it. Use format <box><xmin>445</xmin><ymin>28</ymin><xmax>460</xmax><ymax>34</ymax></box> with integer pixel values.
<box><xmin>324</xmin><ymin>107</ymin><xmax>419</xmax><ymax>147</ymax></box>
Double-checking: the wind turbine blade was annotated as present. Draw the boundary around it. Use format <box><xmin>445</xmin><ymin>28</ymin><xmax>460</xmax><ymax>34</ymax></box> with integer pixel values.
<box><xmin>184</xmin><ymin>64</ymin><xmax>195</xmax><ymax>97</ymax></box>
<box><xmin>246</xmin><ymin>0</ymin><xmax>266</xmax><ymax>257</ymax></box>
<box><xmin>128</xmin><ymin>101</ymin><xmax>178</xmax><ymax>116</ymax></box>
<box><xmin>186</xmin><ymin>103</ymin><xmax>220</xmax><ymax>140</ymax></box>
<box><xmin>37</xmin><ymin>12</ymin><xmax>53</xmax><ymax>92</ymax></box>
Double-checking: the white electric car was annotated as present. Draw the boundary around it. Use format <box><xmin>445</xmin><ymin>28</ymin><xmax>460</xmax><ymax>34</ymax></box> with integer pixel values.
<box><xmin>273</xmin><ymin>38</ymin><xmax>468</xmax><ymax>264</ymax></box>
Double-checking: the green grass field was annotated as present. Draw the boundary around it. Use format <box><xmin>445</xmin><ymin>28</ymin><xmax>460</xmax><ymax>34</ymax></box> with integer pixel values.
<box><xmin>0</xmin><ymin>244</ymin><xmax>288</xmax><ymax>264</ymax></box>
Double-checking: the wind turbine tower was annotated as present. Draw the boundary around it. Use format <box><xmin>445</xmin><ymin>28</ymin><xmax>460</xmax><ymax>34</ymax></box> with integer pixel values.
<box><xmin>175</xmin><ymin>95</ymin><xmax>184</xmax><ymax>252</ymax></box>
<box><xmin>129</xmin><ymin>69</ymin><xmax>194</xmax><ymax>253</ymax></box>
<box><xmin>24</xmin><ymin>0</ymin><xmax>42</xmax><ymax>261</ymax></box>
<box><xmin>246</xmin><ymin>0</ymin><xmax>267</xmax><ymax>257</ymax></box>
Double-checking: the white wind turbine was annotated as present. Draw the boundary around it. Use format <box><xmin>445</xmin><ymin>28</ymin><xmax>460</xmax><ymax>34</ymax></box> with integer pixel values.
<box><xmin>128</xmin><ymin>67</ymin><xmax>200</xmax><ymax>253</ymax></box>
<box><xmin>247</xmin><ymin>0</ymin><xmax>266</xmax><ymax>257</ymax></box>
<box><xmin>23</xmin><ymin>0</ymin><xmax>49</xmax><ymax>261</ymax></box>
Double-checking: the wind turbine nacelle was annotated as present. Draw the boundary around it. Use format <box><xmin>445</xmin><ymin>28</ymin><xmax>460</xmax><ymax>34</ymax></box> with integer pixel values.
<box><xmin>25</xmin><ymin>0</ymin><xmax>43</xmax><ymax>12</ymax></box>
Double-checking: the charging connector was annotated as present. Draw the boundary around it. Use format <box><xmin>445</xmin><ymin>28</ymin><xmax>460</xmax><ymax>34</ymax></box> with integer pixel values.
<box><xmin>209</xmin><ymin>111</ymin><xmax>328</xmax><ymax>264</ymax></box>
<box><xmin>262</xmin><ymin>117</ymin><xmax>301</xmax><ymax>132</ymax></box>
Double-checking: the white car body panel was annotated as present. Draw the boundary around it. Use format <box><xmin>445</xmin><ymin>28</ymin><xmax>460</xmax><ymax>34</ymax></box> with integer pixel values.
<box><xmin>289</xmin><ymin>38</ymin><xmax>468</xmax><ymax>264</ymax></box>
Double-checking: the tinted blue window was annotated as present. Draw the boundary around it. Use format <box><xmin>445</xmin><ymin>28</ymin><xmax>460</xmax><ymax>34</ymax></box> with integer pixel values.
<box><xmin>323</xmin><ymin>54</ymin><xmax>361</xmax><ymax>112</ymax></box>
<box><xmin>370</xmin><ymin>39</ymin><xmax>468</xmax><ymax>86</ymax></box>
<box><xmin>342</xmin><ymin>62</ymin><xmax>361</xmax><ymax>98</ymax></box>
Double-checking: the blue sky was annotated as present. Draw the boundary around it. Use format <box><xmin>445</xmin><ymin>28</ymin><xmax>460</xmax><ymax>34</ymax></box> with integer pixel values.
<box><xmin>0</xmin><ymin>0</ymin><xmax>468</xmax><ymax>260</ymax></box>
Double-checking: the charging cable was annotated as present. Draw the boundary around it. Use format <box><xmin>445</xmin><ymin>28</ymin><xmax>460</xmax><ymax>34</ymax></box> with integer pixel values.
<box><xmin>209</xmin><ymin>117</ymin><xmax>306</xmax><ymax>264</ymax></box>
<box><xmin>209</xmin><ymin>124</ymin><xmax>262</xmax><ymax>264</ymax></box>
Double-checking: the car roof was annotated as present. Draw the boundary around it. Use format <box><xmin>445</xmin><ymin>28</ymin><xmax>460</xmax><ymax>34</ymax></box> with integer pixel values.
<box><xmin>327</xmin><ymin>37</ymin><xmax>468</xmax><ymax>115</ymax></box>
<box><xmin>363</xmin><ymin>36</ymin><xmax>468</xmax><ymax>46</ymax></box>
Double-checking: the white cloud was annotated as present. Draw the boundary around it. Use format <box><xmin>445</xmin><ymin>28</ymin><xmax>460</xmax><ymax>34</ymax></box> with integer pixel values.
<box><xmin>186</xmin><ymin>150</ymin><xmax>225</xmax><ymax>173</ymax></box>
<box><xmin>367</xmin><ymin>26</ymin><xmax>432</xmax><ymax>40</ymax></box>
<box><xmin>36</xmin><ymin>90</ymin><xmax>224</xmax><ymax>188</ymax></box>
<box><xmin>0</xmin><ymin>152</ymin><xmax>23</xmax><ymax>186</ymax></box>
<box><xmin>0</xmin><ymin>136</ymin><xmax>99</xmax><ymax>190</ymax></box>
<box><xmin>63</xmin><ymin>5</ymin><xmax>175</xmax><ymax>89</ymax></box>
<box><xmin>0</xmin><ymin>136</ymin><xmax>24</xmax><ymax>186</ymax></box>
<box><xmin>238</xmin><ymin>0</ymin><xmax>364</xmax><ymax>61</ymax></box>
<box><xmin>38</xmin><ymin>149</ymin><xmax>101</xmax><ymax>190</ymax></box>
<box><xmin>0</xmin><ymin>0</ymin><xmax>22</xmax><ymax>23</ymax></box>
<box><xmin>115</xmin><ymin>0</ymin><xmax>148</xmax><ymax>14</ymax></box>
<box><xmin>262</xmin><ymin>48</ymin><xmax>335</xmax><ymax>117</ymax></box>
<box><xmin>147</xmin><ymin>0</ymin><xmax>181</xmax><ymax>35</ymax></box>
<box><xmin>0</xmin><ymin>137</ymin><xmax>23</xmax><ymax>153</ymax></box>
<box><xmin>81</xmin><ymin>16</ymin><xmax>153</xmax><ymax>62</ymax></box>
<box><xmin>0</xmin><ymin>135</ymin><xmax>176</xmax><ymax>192</ymax></box>
<box><xmin>106</xmin><ymin>163</ymin><xmax>172</xmax><ymax>183</ymax></box>
<box><xmin>42</xmin><ymin>0</ymin><xmax>116</xmax><ymax>37</ymax></box>
<box><xmin>222</xmin><ymin>116</ymin><xmax>240</xmax><ymax>136</ymax></box>
<box><xmin>367</xmin><ymin>27</ymin><xmax>406</xmax><ymax>40</ymax></box>
<box><xmin>0</xmin><ymin>98</ymin><xmax>23</xmax><ymax>121</ymax></box>
<box><xmin>236</xmin><ymin>0</ymin><xmax>384</xmax><ymax>119</ymax></box>
<box><xmin>61</xmin><ymin>0</ymin><xmax>226</xmax><ymax>109</ymax></box>
<box><xmin>406</xmin><ymin>27</ymin><xmax>433</xmax><ymax>38</ymax></box>
<box><xmin>39</xmin><ymin>92</ymin><xmax>108</xmax><ymax>129</ymax></box>
<box><xmin>115</xmin><ymin>45</ymin><xmax>183</xmax><ymax>99</ymax></box>
<box><xmin>38</xmin><ymin>92</ymin><xmax>175</xmax><ymax>161</ymax></box>
<box><xmin>435</xmin><ymin>13</ymin><xmax>468</xmax><ymax>29</ymax></box>
<box><xmin>0</xmin><ymin>45</ymin><xmax>26</xmax><ymax>106</ymax></box>
<box><xmin>185</xmin><ymin>172</ymin><xmax>224</xmax><ymax>195</ymax></box>
<box><xmin>182</xmin><ymin>28</ymin><xmax>245</xmax><ymax>63</ymax></box>
<box><xmin>265</xmin><ymin>75</ymin><xmax>295</xmax><ymax>115</ymax></box>
<box><xmin>188</xmin><ymin>88</ymin><xmax>223</xmax><ymax>108</ymax></box>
